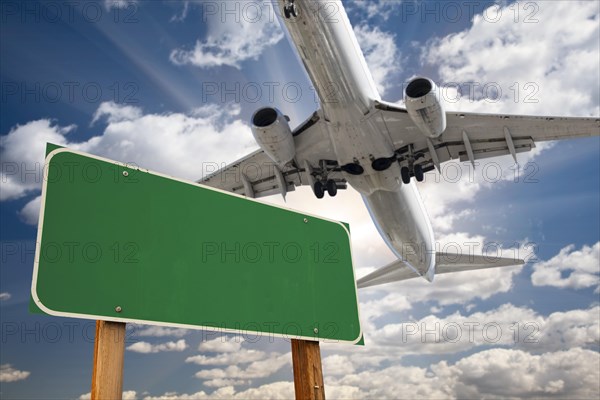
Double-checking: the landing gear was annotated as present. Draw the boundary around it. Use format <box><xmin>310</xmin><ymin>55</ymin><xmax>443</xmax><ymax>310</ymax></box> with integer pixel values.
<box><xmin>414</xmin><ymin>164</ymin><xmax>424</xmax><ymax>182</ymax></box>
<box><xmin>401</xmin><ymin>166</ymin><xmax>411</xmax><ymax>184</ymax></box>
<box><xmin>283</xmin><ymin>1</ymin><xmax>297</xmax><ymax>18</ymax></box>
<box><xmin>313</xmin><ymin>180</ymin><xmax>337</xmax><ymax>199</ymax></box>
<box><xmin>397</xmin><ymin>144</ymin><xmax>426</xmax><ymax>184</ymax></box>
<box><xmin>313</xmin><ymin>181</ymin><xmax>325</xmax><ymax>199</ymax></box>
<box><xmin>326</xmin><ymin>180</ymin><xmax>337</xmax><ymax>197</ymax></box>
<box><xmin>400</xmin><ymin>164</ymin><xmax>424</xmax><ymax>184</ymax></box>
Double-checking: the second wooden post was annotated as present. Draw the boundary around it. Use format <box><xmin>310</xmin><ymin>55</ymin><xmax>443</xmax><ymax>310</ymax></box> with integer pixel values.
<box><xmin>91</xmin><ymin>320</ymin><xmax>126</xmax><ymax>400</ymax></box>
<box><xmin>291</xmin><ymin>339</ymin><xmax>325</xmax><ymax>400</ymax></box>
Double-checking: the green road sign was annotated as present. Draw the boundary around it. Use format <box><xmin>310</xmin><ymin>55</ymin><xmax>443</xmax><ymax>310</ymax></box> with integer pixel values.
<box><xmin>31</xmin><ymin>146</ymin><xmax>362</xmax><ymax>344</ymax></box>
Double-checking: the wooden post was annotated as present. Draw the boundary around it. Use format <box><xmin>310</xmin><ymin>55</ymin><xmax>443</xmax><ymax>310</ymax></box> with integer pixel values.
<box><xmin>91</xmin><ymin>321</ymin><xmax>126</xmax><ymax>400</ymax></box>
<box><xmin>291</xmin><ymin>339</ymin><xmax>325</xmax><ymax>400</ymax></box>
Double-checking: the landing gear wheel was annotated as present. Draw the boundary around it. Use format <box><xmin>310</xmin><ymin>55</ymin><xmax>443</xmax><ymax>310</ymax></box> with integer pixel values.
<box><xmin>314</xmin><ymin>181</ymin><xmax>325</xmax><ymax>199</ymax></box>
<box><xmin>414</xmin><ymin>164</ymin><xmax>424</xmax><ymax>182</ymax></box>
<box><xmin>401</xmin><ymin>166</ymin><xmax>411</xmax><ymax>184</ymax></box>
<box><xmin>326</xmin><ymin>180</ymin><xmax>338</xmax><ymax>197</ymax></box>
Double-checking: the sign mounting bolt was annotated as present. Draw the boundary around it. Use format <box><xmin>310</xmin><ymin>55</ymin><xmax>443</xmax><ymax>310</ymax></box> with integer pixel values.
<box><xmin>313</xmin><ymin>327</ymin><xmax>318</xmax><ymax>334</ymax></box>
<box><xmin>122</xmin><ymin>171</ymin><xmax>129</xmax><ymax>177</ymax></box>
<box><xmin>304</xmin><ymin>218</ymin><xmax>308</xmax><ymax>223</ymax></box>
<box><xmin>115</xmin><ymin>306</ymin><xmax>122</xmax><ymax>313</ymax></box>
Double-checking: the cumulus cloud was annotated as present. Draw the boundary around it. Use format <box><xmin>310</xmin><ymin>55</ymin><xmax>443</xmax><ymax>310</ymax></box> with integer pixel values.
<box><xmin>197</xmin><ymin>337</ymin><xmax>245</xmax><ymax>353</ymax></box>
<box><xmin>532</xmin><ymin>242</ymin><xmax>600</xmax><ymax>291</ymax></box>
<box><xmin>91</xmin><ymin>101</ymin><xmax>143</xmax><ymax>125</ymax></box>
<box><xmin>410</xmin><ymin>2</ymin><xmax>599</xmax><ymax>235</ymax></box>
<box><xmin>126</xmin><ymin>339</ymin><xmax>188</xmax><ymax>354</ymax></box>
<box><xmin>423</xmin><ymin>1</ymin><xmax>600</xmax><ymax>116</ymax></box>
<box><xmin>368</xmin><ymin>304</ymin><xmax>599</xmax><ymax>355</ymax></box>
<box><xmin>354</xmin><ymin>24</ymin><xmax>401</xmax><ymax>95</ymax></box>
<box><xmin>132</xmin><ymin>325</ymin><xmax>190</xmax><ymax>338</ymax></box>
<box><xmin>142</xmin><ymin>382</ymin><xmax>294</xmax><ymax>400</ymax></box>
<box><xmin>170</xmin><ymin>1</ymin><xmax>283</xmax><ymax>69</ymax></box>
<box><xmin>18</xmin><ymin>195</ymin><xmax>42</xmax><ymax>225</ymax></box>
<box><xmin>125</xmin><ymin>346</ymin><xmax>600</xmax><ymax>399</ymax></box>
<box><xmin>186</xmin><ymin>349</ymin><xmax>266</xmax><ymax>366</ymax></box>
<box><xmin>322</xmin><ymin>354</ymin><xmax>356</xmax><ymax>376</ymax></box>
<box><xmin>0</xmin><ymin>101</ymin><xmax>257</xmax><ymax>224</ymax></box>
<box><xmin>0</xmin><ymin>292</ymin><xmax>11</xmax><ymax>301</ymax></box>
<box><xmin>0</xmin><ymin>364</ymin><xmax>30</xmax><ymax>382</ymax></box>
<box><xmin>328</xmin><ymin>347</ymin><xmax>599</xmax><ymax>399</ymax></box>
<box><xmin>0</xmin><ymin>120</ymin><xmax>72</xmax><ymax>201</ymax></box>
<box><xmin>194</xmin><ymin>352</ymin><xmax>291</xmax><ymax>386</ymax></box>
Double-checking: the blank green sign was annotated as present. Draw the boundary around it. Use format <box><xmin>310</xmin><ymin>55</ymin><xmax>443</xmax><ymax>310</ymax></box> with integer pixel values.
<box><xmin>32</xmin><ymin>147</ymin><xmax>362</xmax><ymax>344</ymax></box>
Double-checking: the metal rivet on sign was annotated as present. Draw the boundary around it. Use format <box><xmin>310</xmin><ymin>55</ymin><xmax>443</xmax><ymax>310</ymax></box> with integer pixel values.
<box><xmin>304</xmin><ymin>218</ymin><xmax>308</xmax><ymax>223</ymax></box>
<box><xmin>122</xmin><ymin>171</ymin><xmax>129</xmax><ymax>177</ymax></box>
<box><xmin>313</xmin><ymin>328</ymin><xmax>319</xmax><ymax>334</ymax></box>
<box><xmin>115</xmin><ymin>306</ymin><xmax>122</xmax><ymax>313</ymax></box>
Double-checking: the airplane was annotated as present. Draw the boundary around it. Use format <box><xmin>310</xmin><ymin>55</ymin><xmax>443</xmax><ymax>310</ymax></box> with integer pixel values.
<box><xmin>199</xmin><ymin>0</ymin><xmax>600</xmax><ymax>287</ymax></box>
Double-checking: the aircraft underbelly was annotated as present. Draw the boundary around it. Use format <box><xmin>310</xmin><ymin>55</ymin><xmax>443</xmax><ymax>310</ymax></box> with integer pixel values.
<box><xmin>281</xmin><ymin>0</ymin><xmax>436</xmax><ymax>279</ymax></box>
<box><xmin>363</xmin><ymin>183</ymin><xmax>436</xmax><ymax>280</ymax></box>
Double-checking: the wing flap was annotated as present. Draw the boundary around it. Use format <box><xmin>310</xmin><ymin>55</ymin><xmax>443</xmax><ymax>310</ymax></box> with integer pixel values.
<box><xmin>375</xmin><ymin>106</ymin><xmax>598</xmax><ymax>171</ymax></box>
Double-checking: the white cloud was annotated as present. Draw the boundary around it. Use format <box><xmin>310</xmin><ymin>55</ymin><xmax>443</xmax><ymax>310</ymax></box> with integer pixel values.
<box><xmin>354</xmin><ymin>24</ymin><xmax>401</xmax><ymax>95</ymax></box>
<box><xmin>170</xmin><ymin>1</ymin><xmax>284</xmax><ymax>69</ymax></box>
<box><xmin>194</xmin><ymin>352</ymin><xmax>290</xmax><ymax>382</ymax></box>
<box><xmin>126</xmin><ymin>339</ymin><xmax>188</xmax><ymax>354</ymax></box>
<box><xmin>0</xmin><ymin>292</ymin><xmax>11</xmax><ymax>301</ymax></box>
<box><xmin>532</xmin><ymin>242</ymin><xmax>600</xmax><ymax>291</ymax></box>
<box><xmin>322</xmin><ymin>354</ymin><xmax>356</xmax><ymax>376</ymax></box>
<box><xmin>197</xmin><ymin>337</ymin><xmax>245</xmax><ymax>353</ymax></box>
<box><xmin>327</xmin><ymin>347</ymin><xmax>600</xmax><ymax>399</ymax></box>
<box><xmin>0</xmin><ymin>120</ymin><xmax>72</xmax><ymax>201</ymax></box>
<box><xmin>103</xmin><ymin>0</ymin><xmax>137</xmax><ymax>11</ymax></box>
<box><xmin>186</xmin><ymin>349</ymin><xmax>267</xmax><ymax>366</ymax></box>
<box><xmin>445</xmin><ymin>347</ymin><xmax>599</xmax><ymax>399</ymax></box>
<box><xmin>132</xmin><ymin>325</ymin><xmax>190</xmax><ymax>338</ymax></box>
<box><xmin>0</xmin><ymin>364</ymin><xmax>30</xmax><ymax>382</ymax></box>
<box><xmin>18</xmin><ymin>195</ymin><xmax>41</xmax><ymax>225</ymax></box>
<box><xmin>91</xmin><ymin>101</ymin><xmax>143</xmax><ymax>125</ymax></box>
<box><xmin>82</xmin><ymin>346</ymin><xmax>600</xmax><ymax>399</ymax></box>
<box><xmin>0</xmin><ymin>101</ymin><xmax>257</xmax><ymax>225</ymax></box>
<box><xmin>423</xmin><ymin>1</ymin><xmax>600</xmax><ymax>116</ymax></box>
<box><xmin>142</xmin><ymin>382</ymin><xmax>294</xmax><ymax>400</ymax></box>
<box><xmin>347</xmin><ymin>0</ymin><xmax>400</xmax><ymax>21</ymax></box>
<box><xmin>368</xmin><ymin>304</ymin><xmax>599</xmax><ymax>355</ymax></box>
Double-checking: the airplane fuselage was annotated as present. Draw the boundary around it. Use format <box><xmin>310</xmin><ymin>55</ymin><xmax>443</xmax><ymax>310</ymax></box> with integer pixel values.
<box><xmin>279</xmin><ymin>0</ymin><xmax>436</xmax><ymax>279</ymax></box>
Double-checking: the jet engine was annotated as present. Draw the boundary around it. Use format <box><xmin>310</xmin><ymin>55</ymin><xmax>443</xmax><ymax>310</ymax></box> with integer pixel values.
<box><xmin>251</xmin><ymin>107</ymin><xmax>296</xmax><ymax>166</ymax></box>
<box><xmin>404</xmin><ymin>77</ymin><xmax>447</xmax><ymax>138</ymax></box>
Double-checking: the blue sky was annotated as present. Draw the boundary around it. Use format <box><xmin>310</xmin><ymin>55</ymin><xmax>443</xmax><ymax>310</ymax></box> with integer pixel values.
<box><xmin>1</xmin><ymin>0</ymin><xmax>599</xmax><ymax>398</ymax></box>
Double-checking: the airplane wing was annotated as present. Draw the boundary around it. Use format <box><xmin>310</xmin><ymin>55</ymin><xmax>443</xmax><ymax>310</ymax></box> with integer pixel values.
<box><xmin>372</xmin><ymin>101</ymin><xmax>600</xmax><ymax>173</ymax></box>
<box><xmin>357</xmin><ymin>252</ymin><xmax>524</xmax><ymax>289</ymax></box>
<box><xmin>198</xmin><ymin>111</ymin><xmax>346</xmax><ymax>198</ymax></box>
